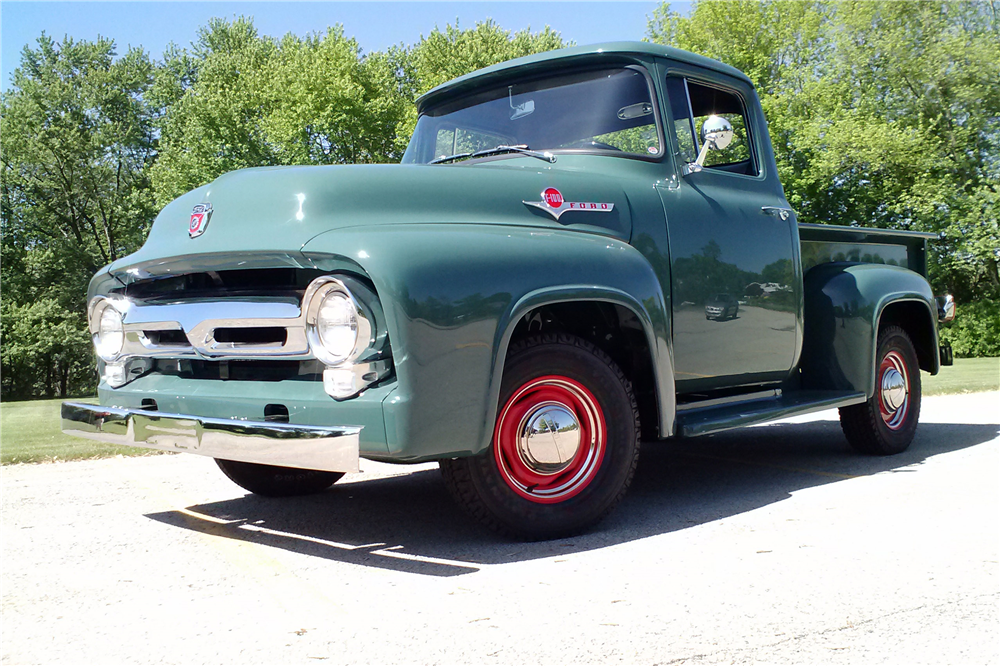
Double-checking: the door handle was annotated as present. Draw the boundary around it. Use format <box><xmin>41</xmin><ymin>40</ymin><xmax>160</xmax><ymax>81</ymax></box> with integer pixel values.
<box><xmin>761</xmin><ymin>206</ymin><xmax>793</xmax><ymax>221</ymax></box>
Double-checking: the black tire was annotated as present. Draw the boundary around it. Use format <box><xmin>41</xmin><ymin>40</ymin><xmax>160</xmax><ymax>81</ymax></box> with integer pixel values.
<box><xmin>440</xmin><ymin>333</ymin><xmax>640</xmax><ymax>540</ymax></box>
<box><xmin>215</xmin><ymin>459</ymin><xmax>344</xmax><ymax>497</ymax></box>
<box><xmin>839</xmin><ymin>325</ymin><xmax>921</xmax><ymax>455</ymax></box>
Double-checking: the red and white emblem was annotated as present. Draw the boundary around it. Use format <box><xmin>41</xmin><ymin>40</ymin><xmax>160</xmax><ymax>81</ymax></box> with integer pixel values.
<box><xmin>523</xmin><ymin>187</ymin><xmax>614</xmax><ymax>221</ymax></box>
<box><xmin>189</xmin><ymin>203</ymin><xmax>213</xmax><ymax>238</ymax></box>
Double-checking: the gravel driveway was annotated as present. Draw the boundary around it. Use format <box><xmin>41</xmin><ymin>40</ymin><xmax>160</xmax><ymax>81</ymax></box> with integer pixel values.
<box><xmin>3</xmin><ymin>392</ymin><xmax>998</xmax><ymax>665</ymax></box>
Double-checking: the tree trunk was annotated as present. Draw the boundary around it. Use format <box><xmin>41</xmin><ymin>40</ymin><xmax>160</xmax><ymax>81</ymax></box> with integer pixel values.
<box><xmin>44</xmin><ymin>357</ymin><xmax>55</xmax><ymax>398</ymax></box>
<box><xmin>59</xmin><ymin>361</ymin><xmax>69</xmax><ymax>398</ymax></box>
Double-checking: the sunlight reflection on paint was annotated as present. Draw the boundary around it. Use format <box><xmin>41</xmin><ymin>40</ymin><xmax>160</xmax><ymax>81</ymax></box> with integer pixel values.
<box><xmin>296</xmin><ymin>193</ymin><xmax>306</xmax><ymax>221</ymax></box>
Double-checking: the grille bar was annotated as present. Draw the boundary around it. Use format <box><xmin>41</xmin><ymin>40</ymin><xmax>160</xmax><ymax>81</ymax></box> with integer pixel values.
<box><xmin>115</xmin><ymin>298</ymin><xmax>313</xmax><ymax>361</ymax></box>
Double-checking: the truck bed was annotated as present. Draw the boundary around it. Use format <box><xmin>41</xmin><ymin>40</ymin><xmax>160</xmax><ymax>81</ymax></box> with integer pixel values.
<box><xmin>799</xmin><ymin>223</ymin><xmax>937</xmax><ymax>277</ymax></box>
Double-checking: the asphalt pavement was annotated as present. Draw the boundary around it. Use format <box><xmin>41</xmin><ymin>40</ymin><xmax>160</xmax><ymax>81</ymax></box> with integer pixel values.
<box><xmin>2</xmin><ymin>391</ymin><xmax>998</xmax><ymax>665</ymax></box>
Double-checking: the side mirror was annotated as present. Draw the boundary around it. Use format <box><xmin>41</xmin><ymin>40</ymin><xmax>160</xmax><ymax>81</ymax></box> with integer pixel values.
<box><xmin>684</xmin><ymin>114</ymin><xmax>734</xmax><ymax>175</ymax></box>
<box><xmin>936</xmin><ymin>294</ymin><xmax>956</xmax><ymax>323</ymax></box>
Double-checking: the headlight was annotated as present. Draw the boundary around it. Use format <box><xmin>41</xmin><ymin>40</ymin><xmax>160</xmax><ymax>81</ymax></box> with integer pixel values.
<box><xmin>317</xmin><ymin>292</ymin><xmax>358</xmax><ymax>359</ymax></box>
<box><xmin>90</xmin><ymin>298</ymin><xmax>125</xmax><ymax>361</ymax></box>
<box><xmin>304</xmin><ymin>277</ymin><xmax>372</xmax><ymax>365</ymax></box>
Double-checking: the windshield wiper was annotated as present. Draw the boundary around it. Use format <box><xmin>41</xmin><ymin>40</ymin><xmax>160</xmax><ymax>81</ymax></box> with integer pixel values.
<box><xmin>429</xmin><ymin>151</ymin><xmax>473</xmax><ymax>164</ymax></box>
<box><xmin>430</xmin><ymin>144</ymin><xmax>557</xmax><ymax>165</ymax></box>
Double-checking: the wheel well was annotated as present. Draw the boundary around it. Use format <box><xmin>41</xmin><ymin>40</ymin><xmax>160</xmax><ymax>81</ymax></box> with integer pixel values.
<box><xmin>508</xmin><ymin>301</ymin><xmax>659</xmax><ymax>439</ymax></box>
<box><xmin>878</xmin><ymin>300</ymin><xmax>936</xmax><ymax>372</ymax></box>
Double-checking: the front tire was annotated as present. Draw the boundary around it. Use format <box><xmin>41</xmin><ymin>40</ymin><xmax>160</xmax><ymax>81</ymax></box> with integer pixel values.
<box><xmin>839</xmin><ymin>325</ymin><xmax>921</xmax><ymax>455</ymax></box>
<box><xmin>216</xmin><ymin>459</ymin><xmax>344</xmax><ymax>497</ymax></box>
<box><xmin>440</xmin><ymin>333</ymin><xmax>640</xmax><ymax>539</ymax></box>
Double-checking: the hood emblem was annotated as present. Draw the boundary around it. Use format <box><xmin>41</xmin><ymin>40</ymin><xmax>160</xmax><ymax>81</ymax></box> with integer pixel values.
<box><xmin>523</xmin><ymin>187</ymin><xmax>614</xmax><ymax>221</ymax></box>
<box><xmin>189</xmin><ymin>203</ymin><xmax>213</xmax><ymax>238</ymax></box>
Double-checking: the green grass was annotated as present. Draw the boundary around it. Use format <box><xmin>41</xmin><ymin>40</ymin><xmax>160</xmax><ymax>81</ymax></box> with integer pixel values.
<box><xmin>2</xmin><ymin>358</ymin><xmax>997</xmax><ymax>465</ymax></box>
<box><xmin>923</xmin><ymin>357</ymin><xmax>1000</xmax><ymax>396</ymax></box>
<box><xmin>1</xmin><ymin>398</ymin><xmax>160</xmax><ymax>465</ymax></box>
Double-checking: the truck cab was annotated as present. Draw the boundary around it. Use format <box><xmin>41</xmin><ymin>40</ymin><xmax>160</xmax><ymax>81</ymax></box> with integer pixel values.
<box><xmin>63</xmin><ymin>42</ymin><xmax>950</xmax><ymax>539</ymax></box>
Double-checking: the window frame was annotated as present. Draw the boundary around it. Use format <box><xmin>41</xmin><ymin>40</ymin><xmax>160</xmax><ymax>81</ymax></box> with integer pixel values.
<box><xmin>661</xmin><ymin>67</ymin><xmax>765</xmax><ymax>181</ymax></box>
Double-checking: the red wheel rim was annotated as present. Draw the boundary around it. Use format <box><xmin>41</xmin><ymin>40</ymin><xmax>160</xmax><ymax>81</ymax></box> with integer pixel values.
<box><xmin>493</xmin><ymin>375</ymin><xmax>606</xmax><ymax>503</ymax></box>
<box><xmin>878</xmin><ymin>350</ymin><xmax>910</xmax><ymax>430</ymax></box>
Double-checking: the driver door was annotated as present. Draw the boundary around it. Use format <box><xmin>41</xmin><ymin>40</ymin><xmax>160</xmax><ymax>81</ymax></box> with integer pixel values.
<box><xmin>658</xmin><ymin>64</ymin><xmax>800</xmax><ymax>394</ymax></box>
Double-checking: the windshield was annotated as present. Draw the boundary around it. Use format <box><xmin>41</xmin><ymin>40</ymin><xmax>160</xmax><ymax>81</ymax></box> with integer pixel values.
<box><xmin>402</xmin><ymin>67</ymin><xmax>662</xmax><ymax>164</ymax></box>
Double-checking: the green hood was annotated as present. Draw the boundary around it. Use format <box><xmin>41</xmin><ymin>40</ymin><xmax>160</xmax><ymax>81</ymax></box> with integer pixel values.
<box><xmin>111</xmin><ymin>161</ymin><xmax>633</xmax><ymax>278</ymax></box>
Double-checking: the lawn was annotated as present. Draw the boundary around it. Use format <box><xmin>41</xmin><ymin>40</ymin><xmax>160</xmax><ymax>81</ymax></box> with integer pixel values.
<box><xmin>2</xmin><ymin>357</ymin><xmax>996</xmax><ymax>465</ymax></box>
<box><xmin>922</xmin><ymin>356</ymin><xmax>1000</xmax><ymax>396</ymax></box>
<box><xmin>1</xmin><ymin>398</ymin><xmax>159</xmax><ymax>465</ymax></box>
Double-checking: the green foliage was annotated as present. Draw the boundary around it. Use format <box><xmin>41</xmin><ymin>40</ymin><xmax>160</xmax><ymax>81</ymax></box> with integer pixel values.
<box><xmin>411</xmin><ymin>19</ymin><xmax>567</xmax><ymax>94</ymax></box>
<box><xmin>150</xmin><ymin>19</ymin><xmax>417</xmax><ymax>205</ymax></box>
<box><xmin>149</xmin><ymin>18</ymin><xmax>279</xmax><ymax>205</ymax></box>
<box><xmin>1</xmin><ymin>35</ymin><xmax>156</xmax><ymax>399</ymax></box>
<box><xmin>0</xmin><ymin>298</ymin><xmax>94</xmax><ymax>399</ymax></box>
<box><xmin>939</xmin><ymin>299</ymin><xmax>1000</xmax><ymax>358</ymax></box>
<box><xmin>400</xmin><ymin>20</ymin><xmax>568</xmax><ymax>139</ymax></box>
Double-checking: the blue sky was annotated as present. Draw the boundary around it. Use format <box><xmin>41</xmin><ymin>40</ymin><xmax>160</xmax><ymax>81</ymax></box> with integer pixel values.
<box><xmin>2</xmin><ymin>1</ymin><xmax>688</xmax><ymax>91</ymax></box>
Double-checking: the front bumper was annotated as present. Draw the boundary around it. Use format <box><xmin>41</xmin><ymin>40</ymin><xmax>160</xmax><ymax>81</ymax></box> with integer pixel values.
<box><xmin>61</xmin><ymin>402</ymin><xmax>361</xmax><ymax>472</ymax></box>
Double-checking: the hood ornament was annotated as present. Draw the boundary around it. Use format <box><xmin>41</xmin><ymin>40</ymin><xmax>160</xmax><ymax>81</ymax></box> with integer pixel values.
<box><xmin>189</xmin><ymin>203</ymin><xmax>213</xmax><ymax>238</ymax></box>
<box><xmin>523</xmin><ymin>188</ymin><xmax>614</xmax><ymax>221</ymax></box>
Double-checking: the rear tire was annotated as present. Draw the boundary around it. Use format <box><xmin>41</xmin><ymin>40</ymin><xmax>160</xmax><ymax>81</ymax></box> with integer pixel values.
<box><xmin>216</xmin><ymin>459</ymin><xmax>344</xmax><ymax>497</ymax></box>
<box><xmin>440</xmin><ymin>333</ymin><xmax>640</xmax><ymax>540</ymax></box>
<box><xmin>839</xmin><ymin>325</ymin><xmax>921</xmax><ymax>455</ymax></box>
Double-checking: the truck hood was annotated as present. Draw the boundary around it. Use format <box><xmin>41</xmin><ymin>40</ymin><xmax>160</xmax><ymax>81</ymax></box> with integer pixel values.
<box><xmin>111</xmin><ymin>162</ymin><xmax>633</xmax><ymax>277</ymax></box>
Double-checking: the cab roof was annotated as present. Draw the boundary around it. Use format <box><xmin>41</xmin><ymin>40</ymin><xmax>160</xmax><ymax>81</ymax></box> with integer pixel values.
<box><xmin>416</xmin><ymin>41</ymin><xmax>752</xmax><ymax>112</ymax></box>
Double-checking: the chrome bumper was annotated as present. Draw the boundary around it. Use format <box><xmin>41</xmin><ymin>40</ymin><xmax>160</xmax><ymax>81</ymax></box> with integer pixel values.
<box><xmin>61</xmin><ymin>402</ymin><xmax>361</xmax><ymax>472</ymax></box>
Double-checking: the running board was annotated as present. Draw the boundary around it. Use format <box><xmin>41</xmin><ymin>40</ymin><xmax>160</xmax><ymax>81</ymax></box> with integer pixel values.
<box><xmin>675</xmin><ymin>390</ymin><xmax>867</xmax><ymax>438</ymax></box>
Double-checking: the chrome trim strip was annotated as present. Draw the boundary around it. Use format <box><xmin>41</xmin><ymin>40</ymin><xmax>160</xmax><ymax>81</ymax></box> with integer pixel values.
<box><xmin>61</xmin><ymin>402</ymin><xmax>362</xmax><ymax>473</ymax></box>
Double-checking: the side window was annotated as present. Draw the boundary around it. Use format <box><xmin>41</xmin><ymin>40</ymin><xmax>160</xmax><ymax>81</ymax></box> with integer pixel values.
<box><xmin>665</xmin><ymin>76</ymin><xmax>758</xmax><ymax>176</ymax></box>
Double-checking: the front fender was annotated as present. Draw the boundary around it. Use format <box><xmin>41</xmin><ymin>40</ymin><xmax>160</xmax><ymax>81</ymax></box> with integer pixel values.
<box><xmin>801</xmin><ymin>262</ymin><xmax>937</xmax><ymax>397</ymax></box>
<box><xmin>303</xmin><ymin>224</ymin><xmax>672</xmax><ymax>461</ymax></box>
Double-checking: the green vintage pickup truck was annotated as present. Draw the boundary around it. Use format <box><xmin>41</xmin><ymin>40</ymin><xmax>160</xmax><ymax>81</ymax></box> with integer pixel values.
<box><xmin>63</xmin><ymin>42</ymin><xmax>955</xmax><ymax>539</ymax></box>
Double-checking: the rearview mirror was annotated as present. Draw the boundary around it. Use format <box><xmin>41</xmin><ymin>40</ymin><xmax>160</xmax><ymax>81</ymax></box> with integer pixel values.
<box><xmin>509</xmin><ymin>86</ymin><xmax>535</xmax><ymax>120</ymax></box>
<box><xmin>510</xmin><ymin>99</ymin><xmax>535</xmax><ymax>120</ymax></box>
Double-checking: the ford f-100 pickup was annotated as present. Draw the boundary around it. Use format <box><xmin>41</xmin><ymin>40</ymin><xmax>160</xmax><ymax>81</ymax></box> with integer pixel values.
<box><xmin>62</xmin><ymin>42</ymin><xmax>955</xmax><ymax>539</ymax></box>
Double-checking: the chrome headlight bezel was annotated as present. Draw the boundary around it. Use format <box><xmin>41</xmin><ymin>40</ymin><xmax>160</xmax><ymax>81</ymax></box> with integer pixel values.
<box><xmin>88</xmin><ymin>296</ymin><xmax>127</xmax><ymax>362</ymax></box>
<box><xmin>303</xmin><ymin>277</ymin><xmax>374</xmax><ymax>366</ymax></box>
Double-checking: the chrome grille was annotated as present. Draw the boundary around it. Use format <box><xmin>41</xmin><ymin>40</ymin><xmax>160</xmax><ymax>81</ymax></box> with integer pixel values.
<box><xmin>115</xmin><ymin>298</ymin><xmax>312</xmax><ymax>360</ymax></box>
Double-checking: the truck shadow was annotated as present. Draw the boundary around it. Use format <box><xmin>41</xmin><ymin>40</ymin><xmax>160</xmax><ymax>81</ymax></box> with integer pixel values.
<box><xmin>146</xmin><ymin>420</ymin><xmax>998</xmax><ymax>577</ymax></box>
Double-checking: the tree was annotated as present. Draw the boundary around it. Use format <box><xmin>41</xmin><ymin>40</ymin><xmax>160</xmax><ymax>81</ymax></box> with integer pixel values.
<box><xmin>149</xmin><ymin>18</ymin><xmax>280</xmax><ymax>206</ymax></box>
<box><xmin>264</xmin><ymin>28</ymin><xmax>416</xmax><ymax>166</ymax></box>
<box><xmin>1</xmin><ymin>35</ymin><xmax>157</xmax><ymax>399</ymax></box>
<box><xmin>411</xmin><ymin>19</ymin><xmax>567</xmax><ymax>94</ymax></box>
<box><xmin>150</xmin><ymin>18</ymin><xmax>417</xmax><ymax>205</ymax></box>
<box><xmin>399</xmin><ymin>20</ymin><xmax>569</xmax><ymax>139</ymax></box>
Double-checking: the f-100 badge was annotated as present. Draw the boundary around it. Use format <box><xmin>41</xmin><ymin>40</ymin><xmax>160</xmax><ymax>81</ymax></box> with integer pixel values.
<box><xmin>523</xmin><ymin>187</ymin><xmax>614</xmax><ymax>221</ymax></box>
<box><xmin>189</xmin><ymin>203</ymin><xmax>213</xmax><ymax>238</ymax></box>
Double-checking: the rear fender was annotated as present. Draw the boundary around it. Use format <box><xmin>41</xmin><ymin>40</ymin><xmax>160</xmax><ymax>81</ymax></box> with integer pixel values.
<box><xmin>800</xmin><ymin>263</ymin><xmax>938</xmax><ymax>398</ymax></box>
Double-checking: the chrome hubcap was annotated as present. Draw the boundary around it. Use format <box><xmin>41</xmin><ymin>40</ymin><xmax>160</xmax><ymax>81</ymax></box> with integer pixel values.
<box><xmin>517</xmin><ymin>402</ymin><xmax>581</xmax><ymax>475</ymax></box>
<box><xmin>881</xmin><ymin>368</ymin><xmax>906</xmax><ymax>412</ymax></box>
<box><xmin>878</xmin><ymin>350</ymin><xmax>910</xmax><ymax>430</ymax></box>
